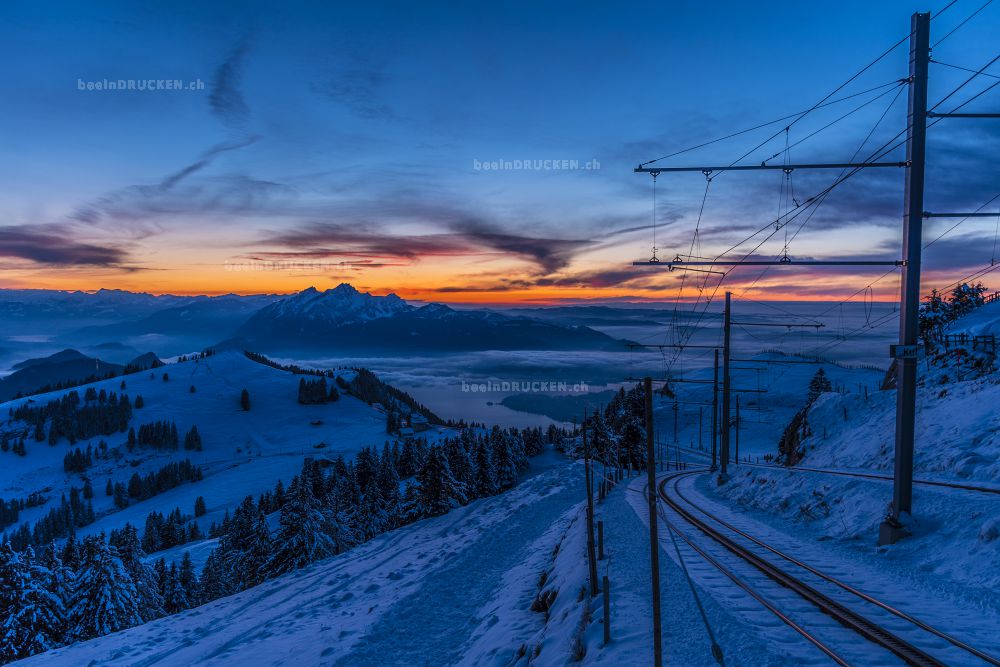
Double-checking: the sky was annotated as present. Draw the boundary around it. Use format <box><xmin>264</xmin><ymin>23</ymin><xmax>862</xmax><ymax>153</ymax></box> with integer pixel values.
<box><xmin>0</xmin><ymin>0</ymin><xmax>998</xmax><ymax>303</ymax></box>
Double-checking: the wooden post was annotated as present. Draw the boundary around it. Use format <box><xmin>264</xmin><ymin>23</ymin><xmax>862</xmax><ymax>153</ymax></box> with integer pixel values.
<box><xmin>643</xmin><ymin>377</ymin><xmax>663</xmax><ymax>667</ymax></box>
<box><xmin>584</xmin><ymin>424</ymin><xmax>599</xmax><ymax>598</ymax></box>
<box><xmin>598</xmin><ymin>520</ymin><xmax>605</xmax><ymax>560</ymax></box>
<box><xmin>603</xmin><ymin>575</ymin><xmax>611</xmax><ymax>645</ymax></box>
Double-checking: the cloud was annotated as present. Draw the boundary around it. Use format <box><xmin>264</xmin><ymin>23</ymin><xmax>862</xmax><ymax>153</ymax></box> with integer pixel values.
<box><xmin>312</xmin><ymin>59</ymin><xmax>392</xmax><ymax>119</ymax></box>
<box><xmin>209</xmin><ymin>39</ymin><xmax>252</xmax><ymax>128</ymax></box>
<box><xmin>158</xmin><ymin>136</ymin><xmax>260</xmax><ymax>190</ymax></box>
<box><xmin>254</xmin><ymin>217</ymin><xmax>591</xmax><ymax>274</ymax></box>
<box><xmin>71</xmin><ymin>137</ymin><xmax>267</xmax><ymax>230</ymax></box>
<box><xmin>0</xmin><ymin>225</ymin><xmax>129</xmax><ymax>267</ymax></box>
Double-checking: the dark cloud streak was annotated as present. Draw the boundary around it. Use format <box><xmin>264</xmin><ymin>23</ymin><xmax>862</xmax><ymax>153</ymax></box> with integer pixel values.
<box><xmin>0</xmin><ymin>225</ymin><xmax>129</xmax><ymax>267</ymax></box>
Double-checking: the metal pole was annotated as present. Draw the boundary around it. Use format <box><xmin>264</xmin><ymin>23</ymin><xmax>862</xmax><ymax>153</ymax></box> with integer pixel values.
<box><xmin>643</xmin><ymin>377</ymin><xmax>663</xmax><ymax>667</ymax></box>
<box><xmin>711</xmin><ymin>349</ymin><xmax>719</xmax><ymax>472</ymax></box>
<box><xmin>882</xmin><ymin>12</ymin><xmax>929</xmax><ymax>546</ymax></box>
<box><xmin>672</xmin><ymin>401</ymin><xmax>678</xmax><ymax>444</ymax></box>
<box><xmin>719</xmin><ymin>292</ymin><xmax>732</xmax><ymax>483</ymax></box>
<box><xmin>699</xmin><ymin>406</ymin><xmax>704</xmax><ymax>451</ymax></box>
<box><xmin>584</xmin><ymin>425</ymin><xmax>599</xmax><ymax>596</ymax></box>
<box><xmin>735</xmin><ymin>395</ymin><xmax>740</xmax><ymax>465</ymax></box>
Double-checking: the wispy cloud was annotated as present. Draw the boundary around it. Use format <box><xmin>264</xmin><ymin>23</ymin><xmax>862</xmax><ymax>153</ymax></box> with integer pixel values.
<box><xmin>0</xmin><ymin>225</ymin><xmax>130</xmax><ymax>267</ymax></box>
<box><xmin>209</xmin><ymin>38</ymin><xmax>252</xmax><ymax>128</ymax></box>
<box><xmin>312</xmin><ymin>56</ymin><xmax>392</xmax><ymax>119</ymax></box>
<box><xmin>254</xmin><ymin>219</ymin><xmax>589</xmax><ymax>274</ymax></box>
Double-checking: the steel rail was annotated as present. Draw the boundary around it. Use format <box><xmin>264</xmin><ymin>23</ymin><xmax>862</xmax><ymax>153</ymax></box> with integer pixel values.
<box><xmin>657</xmin><ymin>472</ymin><xmax>945</xmax><ymax>666</ymax></box>
<box><xmin>668</xmin><ymin>472</ymin><xmax>1000</xmax><ymax>666</ymax></box>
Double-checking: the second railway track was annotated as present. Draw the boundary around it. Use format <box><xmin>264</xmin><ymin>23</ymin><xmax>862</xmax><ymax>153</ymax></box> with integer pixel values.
<box><xmin>656</xmin><ymin>469</ymin><xmax>1000</xmax><ymax>667</ymax></box>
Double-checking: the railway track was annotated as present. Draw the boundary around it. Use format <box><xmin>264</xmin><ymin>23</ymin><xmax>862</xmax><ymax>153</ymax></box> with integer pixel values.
<box><xmin>656</xmin><ymin>470</ymin><xmax>1000</xmax><ymax>666</ymax></box>
<box><xmin>675</xmin><ymin>448</ymin><xmax>1000</xmax><ymax>495</ymax></box>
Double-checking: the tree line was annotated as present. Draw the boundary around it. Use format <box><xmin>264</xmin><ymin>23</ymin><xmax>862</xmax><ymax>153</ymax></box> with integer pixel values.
<box><xmin>577</xmin><ymin>385</ymin><xmax>649</xmax><ymax>472</ymax></box>
<box><xmin>9</xmin><ymin>389</ymin><xmax>132</xmax><ymax>448</ymax></box>
<box><xmin>918</xmin><ymin>282</ymin><xmax>990</xmax><ymax>346</ymax></box>
<box><xmin>0</xmin><ymin>423</ymin><xmax>569</xmax><ymax>662</ymax></box>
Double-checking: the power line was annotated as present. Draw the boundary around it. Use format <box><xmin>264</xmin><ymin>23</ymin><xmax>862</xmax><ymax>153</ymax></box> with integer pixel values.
<box><xmin>928</xmin><ymin>52</ymin><xmax>1000</xmax><ymax>111</ymax></box>
<box><xmin>637</xmin><ymin>81</ymin><xmax>906</xmax><ymax>166</ymax></box>
<box><xmin>932</xmin><ymin>59</ymin><xmax>1000</xmax><ymax>80</ymax></box>
<box><xmin>932</xmin><ymin>0</ymin><xmax>995</xmax><ymax>48</ymax></box>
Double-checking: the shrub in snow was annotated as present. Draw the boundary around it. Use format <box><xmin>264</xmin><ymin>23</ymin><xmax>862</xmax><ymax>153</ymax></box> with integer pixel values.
<box><xmin>979</xmin><ymin>518</ymin><xmax>1000</xmax><ymax>543</ymax></box>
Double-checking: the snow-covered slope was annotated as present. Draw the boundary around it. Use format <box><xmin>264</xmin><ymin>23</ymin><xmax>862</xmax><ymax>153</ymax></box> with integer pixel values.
<box><xmin>16</xmin><ymin>453</ymin><xmax>586</xmax><ymax>667</ymax></box>
<box><xmin>718</xmin><ymin>299</ymin><xmax>1000</xmax><ymax>592</ymax></box>
<box><xmin>0</xmin><ymin>351</ymin><xmax>443</xmax><ymax>557</ymax></box>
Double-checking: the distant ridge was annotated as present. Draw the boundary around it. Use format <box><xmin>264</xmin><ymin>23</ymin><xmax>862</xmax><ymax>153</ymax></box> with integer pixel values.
<box><xmin>236</xmin><ymin>284</ymin><xmax>631</xmax><ymax>353</ymax></box>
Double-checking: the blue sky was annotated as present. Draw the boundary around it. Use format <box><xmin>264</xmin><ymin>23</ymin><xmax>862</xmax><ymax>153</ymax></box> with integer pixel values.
<box><xmin>0</xmin><ymin>0</ymin><xmax>997</xmax><ymax>301</ymax></box>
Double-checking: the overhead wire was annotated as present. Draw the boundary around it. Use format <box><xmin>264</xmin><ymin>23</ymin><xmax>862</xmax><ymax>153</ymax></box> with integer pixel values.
<box><xmin>641</xmin><ymin>6</ymin><xmax>997</xmax><ymax>371</ymax></box>
<box><xmin>932</xmin><ymin>0</ymin><xmax>995</xmax><ymax>48</ymax></box>
<box><xmin>636</xmin><ymin>81</ymin><xmax>907</xmax><ymax>167</ymax></box>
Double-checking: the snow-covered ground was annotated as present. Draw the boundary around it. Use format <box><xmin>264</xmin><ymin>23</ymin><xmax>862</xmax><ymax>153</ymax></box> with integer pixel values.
<box><xmin>16</xmin><ymin>451</ymin><xmax>592</xmax><ymax>667</ymax></box>
<box><xmin>12</xmin><ymin>299</ymin><xmax>1000</xmax><ymax>667</ymax></box>
<box><xmin>0</xmin><ymin>351</ymin><xmax>451</xmax><ymax>558</ymax></box>
<box><xmin>715</xmin><ymin>300</ymin><xmax>1000</xmax><ymax>600</ymax></box>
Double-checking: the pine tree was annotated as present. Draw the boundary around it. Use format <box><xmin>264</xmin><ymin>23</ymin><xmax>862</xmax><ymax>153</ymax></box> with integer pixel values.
<box><xmin>59</xmin><ymin>534</ymin><xmax>81</xmax><ymax>569</ymax></box>
<box><xmin>414</xmin><ymin>447</ymin><xmax>466</xmax><ymax>518</ymax></box>
<box><xmin>807</xmin><ymin>369</ymin><xmax>833</xmax><ymax>403</ymax></box>
<box><xmin>183</xmin><ymin>426</ymin><xmax>203</xmax><ymax>451</ymax></box>
<box><xmin>492</xmin><ymin>429</ymin><xmax>520</xmax><ymax>491</ymax></box>
<box><xmin>265</xmin><ymin>475</ymin><xmax>339</xmax><ymax>576</ymax></box>
<box><xmin>161</xmin><ymin>563</ymin><xmax>181</xmax><ymax>613</ymax></box>
<box><xmin>39</xmin><ymin>543</ymin><xmax>74</xmax><ymax>615</ymax></box>
<box><xmin>472</xmin><ymin>439</ymin><xmax>498</xmax><ymax>498</ymax></box>
<box><xmin>0</xmin><ymin>543</ymin><xmax>65</xmax><ymax>661</ymax></box>
<box><xmin>194</xmin><ymin>496</ymin><xmax>207</xmax><ymax>517</ymax></box>
<box><xmin>178</xmin><ymin>552</ymin><xmax>200</xmax><ymax>603</ymax></box>
<box><xmin>377</xmin><ymin>445</ymin><xmax>402</xmax><ymax>527</ymax></box>
<box><xmin>356</xmin><ymin>479</ymin><xmax>388</xmax><ymax>541</ymax></box>
<box><xmin>113</xmin><ymin>524</ymin><xmax>165</xmax><ymax>622</ymax></box>
<box><xmin>69</xmin><ymin>535</ymin><xmax>142</xmax><ymax>641</ymax></box>
<box><xmin>218</xmin><ymin>497</ymin><xmax>269</xmax><ymax>591</ymax></box>
<box><xmin>240</xmin><ymin>388</ymin><xmax>251</xmax><ymax>411</ymax></box>
<box><xmin>444</xmin><ymin>438</ymin><xmax>472</xmax><ymax>498</ymax></box>
<box><xmin>199</xmin><ymin>549</ymin><xmax>229</xmax><ymax>602</ymax></box>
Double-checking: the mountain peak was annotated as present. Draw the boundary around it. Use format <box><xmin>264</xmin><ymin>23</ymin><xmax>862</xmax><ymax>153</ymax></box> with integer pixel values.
<box><xmin>260</xmin><ymin>283</ymin><xmax>412</xmax><ymax>324</ymax></box>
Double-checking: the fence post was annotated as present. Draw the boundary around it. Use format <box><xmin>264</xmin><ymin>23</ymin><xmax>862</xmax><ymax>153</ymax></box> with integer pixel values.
<box><xmin>584</xmin><ymin>424</ymin><xmax>599</xmax><ymax>598</ymax></box>
<box><xmin>598</xmin><ymin>520</ymin><xmax>605</xmax><ymax>560</ymax></box>
<box><xmin>603</xmin><ymin>575</ymin><xmax>611</xmax><ymax>645</ymax></box>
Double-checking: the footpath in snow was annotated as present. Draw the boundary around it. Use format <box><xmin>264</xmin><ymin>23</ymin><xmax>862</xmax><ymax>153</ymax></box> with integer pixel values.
<box><xmin>18</xmin><ymin>452</ymin><xmax>583</xmax><ymax>667</ymax></box>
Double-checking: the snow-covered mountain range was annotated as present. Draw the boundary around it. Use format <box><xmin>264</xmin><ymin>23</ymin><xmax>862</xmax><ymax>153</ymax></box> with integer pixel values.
<box><xmin>237</xmin><ymin>284</ymin><xmax>628</xmax><ymax>353</ymax></box>
<box><xmin>0</xmin><ymin>284</ymin><xmax>630</xmax><ymax>360</ymax></box>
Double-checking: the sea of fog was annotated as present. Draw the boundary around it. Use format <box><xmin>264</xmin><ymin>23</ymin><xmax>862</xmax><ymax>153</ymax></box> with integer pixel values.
<box><xmin>0</xmin><ymin>301</ymin><xmax>899</xmax><ymax>428</ymax></box>
<box><xmin>286</xmin><ymin>301</ymin><xmax>899</xmax><ymax>428</ymax></box>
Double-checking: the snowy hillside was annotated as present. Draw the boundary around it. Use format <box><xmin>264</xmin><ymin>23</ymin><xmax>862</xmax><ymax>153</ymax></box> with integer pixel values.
<box><xmin>718</xmin><ymin>299</ymin><xmax>1000</xmax><ymax>592</ymax></box>
<box><xmin>15</xmin><ymin>453</ymin><xmax>586</xmax><ymax>667</ymax></box>
<box><xmin>0</xmin><ymin>350</ymin><xmax>440</xmax><ymax>557</ymax></box>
